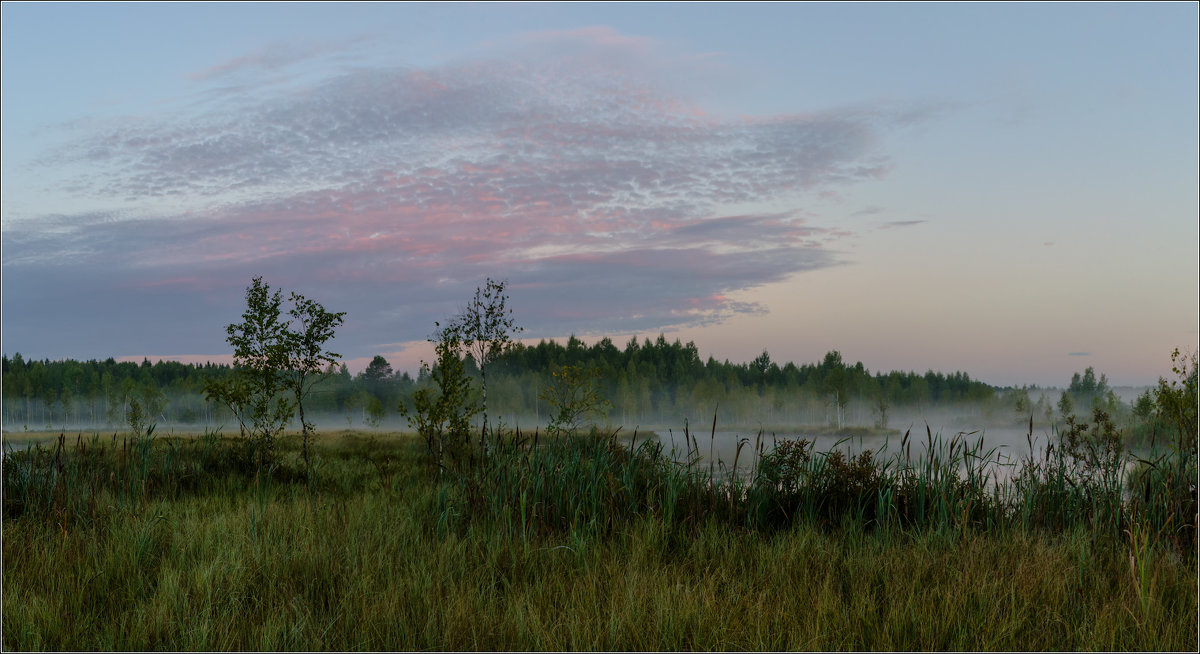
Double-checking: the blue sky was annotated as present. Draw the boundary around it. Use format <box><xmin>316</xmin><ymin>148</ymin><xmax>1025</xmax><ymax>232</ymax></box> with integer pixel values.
<box><xmin>2</xmin><ymin>2</ymin><xmax>1196</xmax><ymax>387</ymax></box>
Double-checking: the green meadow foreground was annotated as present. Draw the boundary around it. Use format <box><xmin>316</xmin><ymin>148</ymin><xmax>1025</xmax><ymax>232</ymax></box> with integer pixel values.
<box><xmin>3</xmin><ymin>425</ymin><xmax>1196</xmax><ymax>651</ymax></box>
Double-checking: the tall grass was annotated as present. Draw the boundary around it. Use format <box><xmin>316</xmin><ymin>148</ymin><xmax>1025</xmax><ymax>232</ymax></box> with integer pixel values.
<box><xmin>6</xmin><ymin>411</ymin><xmax>1193</xmax><ymax>550</ymax></box>
<box><xmin>3</xmin><ymin>418</ymin><xmax>1195</xmax><ymax>650</ymax></box>
<box><xmin>431</xmin><ymin>413</ymin><xmax>1196</xmax><ymax>559</ymax></box>
<box><xmin>3</xmin><ymin>427</ymin><xmax>241</xmax><ymax>526</ymax></box>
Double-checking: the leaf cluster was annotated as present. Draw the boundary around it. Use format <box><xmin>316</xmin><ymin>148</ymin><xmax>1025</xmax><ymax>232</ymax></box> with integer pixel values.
<box><xmin>1154</xmin><ymin>348</ymin><xmax>1198</xmax><ymax>451</ymax></box>
<box><xmin>400</xmin><ymin>322</ymin><xmax>479</xmax><ymax>471</ymax></box>
<box><xmin>540</xmin><ymin>364</ymin><xmax>612</xmax><ymax>436</ymax></box>
<box><xmin>204</xmin><ymin>277</ymin><xmax>344</xmax><ymax>469</ymax></box>
<box><xmin>458</xmin><ymin>278</ymin><xmax>523</xmax><ymax>374</ymax></box>
<box><xmin>1059</xmin><ymin>407</ymin><xmax>1124</xmax><ymax>486</ymax></box>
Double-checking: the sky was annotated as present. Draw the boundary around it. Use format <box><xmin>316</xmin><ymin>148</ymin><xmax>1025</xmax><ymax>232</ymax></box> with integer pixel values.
<box><xmin>1</xmin><ymin>2</ymin><xmax>1197</xmax><ymax>388</ymax></box>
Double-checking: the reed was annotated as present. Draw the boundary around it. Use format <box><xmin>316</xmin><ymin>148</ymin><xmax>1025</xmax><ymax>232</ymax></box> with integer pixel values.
<box><xmin>2</xmin><ymin>411</ymin><xmax>1195</xmax><ymax>650</ymax></box>
<box><xmin>428</xmin><ymin>411</ymin><xmax>1195</xmax><ymax>560</ymax></box>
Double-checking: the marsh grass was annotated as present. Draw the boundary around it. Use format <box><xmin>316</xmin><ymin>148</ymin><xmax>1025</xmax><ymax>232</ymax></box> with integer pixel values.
<box><xmin>434</xmin><ymin>413</ymin><xmax>1196</xmax><ymax>558</ymax></box>
<box><xmin>2</xmin><ymin>420</ymin><xmax>1196</xmax><ymax>651</ymax></box>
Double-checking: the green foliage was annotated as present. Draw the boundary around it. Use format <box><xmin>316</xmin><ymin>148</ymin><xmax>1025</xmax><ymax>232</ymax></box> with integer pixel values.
<box><xmin>6</xmin><ymin>431</ymin><xmax>1195</xmax><ymax>651</ymax></box>
<box><xmin>1057</xmin><ymin>390</ymin><xmax>1074</xmax><ymax>419</ymax></box>
<box><xmin>125</xmin><ymin>397</ymin><xmax>147</xmax><ymax>436</ymax></box>
<box><xmin>540</xmin><ymin>364</ymin><xmax>612</xmax><ymax>436</ymax></box>
<box><xmin>1133</xmin><ymin>389</ymin><xmax>1156</xmax><ymax>420</ymax></box>
<box><xmin>748</xmin><ymin>437</ymin><xmax>814</xmax><ymax>525</ymax></box>
<box><xmin>433</xmin><ymin>394</ymin><xmax>1195</xmax><ymax>559</ymax></box>
<box><xmin>366</xmin><ymin>395</ymin><xmax>386</xmax><ymax>428</ymax></box>
<box><xmin>457</xmin><ymin>277</ymin><xmax>522</xmax><ymax>447</ymax></box>
<box><xmin>1068</xmin><ymin>366</ymin><xmax>1110</xmax><ymax>401</ymax></box>
<box><xmin>202</xmin><ymin>277</ymin><xmax>343</xmax><ymax>472</ymax></box>
<box><xmin>6</xmin><ymin>347</ymin><xmax>1199</xmax><ymax>651</ymax></box>
<box><xmin>122</xmin><ymin>384</ymin><xmax>164</xmax><ymax>435</ymax></box>
<box><xmin>400</xmin><ymin>322</ymin><xmax>478</xmax><ymax>472</ymax></box>
<box><xmin>1154</xmin><ymin>348</ymin><xmax>1198</xmax><ymax>450</ymax></box>
<box><xmin>1123</xmin><ymin>348</ymin><xmax>1200</xmax><ymax>552</ymax></box>
<box><xmin>1058</xmin><ymin>366</ymin><xmax>1127</xmax><ymax>424</ymax></box>
<box><xmin>3</xmin><ymin>429</ymin><xmax>240</xmax><ymax>525</ymax></box>
<box><xmin>400</xmin><ymin>278</ymin><xmax>520</xmax><ymax>466</ymax></box>
<box><xmin>1059</xmin><ymin>407</ymin><xmax>1124</xmax><ymax>483</ymax></box>
<box><xmin>489</xmin><ymin>337</ymin><xmax>997</xmax><ymax>426</ymax></box>
<box><xmin>746</xmin><ymin>429</ymin><xmax>996</xmax><ymax>535</ymax></box>
<box><xmin>873</xmin><ymin>393</ymin><xmax>890</xmax><ymax>430</ymax></box>
<box><xmin>361</xmin><ymin>355</ymin><xmax>393</xmax><ymax>384</ymax></box>
<box><xmin>4</xmin><ymin>334</ymin><xmax>999</xmax><ymax>432</ymax></box>
<box><xmin>205</xmin><ymin>277</ymin><xmax>295</xmax><ymax>468</ymax></box>
<box><xmin>1011</xmin><ymin>386</ymin><xmax>1032</xmax><ymax>415</ymax></box>
<box><xmin>282</xmin><ymin>290</ymin><xmax>346</xmax><ymax>471</ymax></box>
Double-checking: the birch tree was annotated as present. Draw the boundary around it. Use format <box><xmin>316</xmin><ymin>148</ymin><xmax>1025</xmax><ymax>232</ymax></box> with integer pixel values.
<box><xmin>457</xmin><ymin>278</ymin><xmax>522</xmax><ymax>451</ymax></box>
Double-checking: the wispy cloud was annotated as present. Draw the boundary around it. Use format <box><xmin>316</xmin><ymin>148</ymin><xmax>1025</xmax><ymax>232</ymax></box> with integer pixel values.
<box><xmin>852</xmin><ymin>205</ymin><xmax>885</xmax><ymax>217</ymax></box>
<box><xmin>878</xmin><ymin>220</ymin><xmax>927</xmax><ymax>230</ymax></box>
<box><xmin>3</xmin><ymin>27</ymin><xmax>914</xmax><ymax>360</ymax></box>
<box><xmin>187</xmin><ymin>37</ymin><xmax>369</xmax><ymax>81</ymax></box>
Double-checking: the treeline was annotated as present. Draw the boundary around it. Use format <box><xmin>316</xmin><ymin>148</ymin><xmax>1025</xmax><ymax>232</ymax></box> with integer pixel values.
<box><xmin>0</xmin><ymin>353</ymin><xmax>410</xmax><ymax>430</ymax></box>
<box><xmin>2</xmin><ymin>335</ymin><xmax>1000</xmax><ymax>430</ymax></box>
<box><xmin>2</xmin><ymin>354</ymin><xmax>233</xmax><ymax>428</ymax></box>
<box><xmin>483</xmin><ymin>335</ymin><xmax>998</xmax><ymax>427</ymax></box>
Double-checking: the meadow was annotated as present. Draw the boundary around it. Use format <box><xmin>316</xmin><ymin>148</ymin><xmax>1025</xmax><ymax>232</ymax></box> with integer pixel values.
<box><xmin>2</xmin><ymin>415</ymin><xmax>1196</xmax><ymax>651</ymax></box>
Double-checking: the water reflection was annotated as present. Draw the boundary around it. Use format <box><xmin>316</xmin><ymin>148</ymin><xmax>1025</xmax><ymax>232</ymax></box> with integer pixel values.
<box><xmin>645</xmin><ymin>424</ymin><xmax>1106</xmax><ymax>487</ymax></box>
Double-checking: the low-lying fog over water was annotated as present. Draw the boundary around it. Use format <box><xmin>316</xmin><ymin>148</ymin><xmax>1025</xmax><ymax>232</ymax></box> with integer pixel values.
<box><xmin>621</xmin><ymin>397</ymin><xmax>1156</xmax><ymax>484</ymax></box>
<box><xmin>645</xmin><ymin>425</ymin><xmax>1060</xmax><ymax>485</ymax></box>
<box><xmin>2</xmin><ymin>388</ymin><xmax>1158</xmax><ymax>484</ymax></box>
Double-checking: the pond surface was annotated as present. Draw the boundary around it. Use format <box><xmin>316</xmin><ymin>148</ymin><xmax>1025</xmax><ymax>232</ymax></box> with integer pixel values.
<box><xmin>642</xmin><ymin>424</ymin><xmax>1083</xmax><ymax>485</ymax></box>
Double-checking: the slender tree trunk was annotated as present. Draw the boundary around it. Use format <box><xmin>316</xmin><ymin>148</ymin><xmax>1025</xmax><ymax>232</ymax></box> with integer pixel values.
<box><xmin>480</xmin><ymin>366</ymin><xmax>488</xmax><ymax>452</ymax></box>
<box><xmin>298</xmin><ymin>396</ymin><xmax>310</xmax><ymax>473</ymax></box>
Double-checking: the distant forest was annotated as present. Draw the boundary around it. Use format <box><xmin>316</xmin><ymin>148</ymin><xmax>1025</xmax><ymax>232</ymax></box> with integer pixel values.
<box><xmin>5</xmin><ymin>334</ymin><xmax>1012</xmax><ymax>431</ymax></box>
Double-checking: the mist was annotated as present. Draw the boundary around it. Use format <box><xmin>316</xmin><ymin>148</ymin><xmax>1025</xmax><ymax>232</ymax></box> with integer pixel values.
<box><xmin>2</xmin><ymin>382</ymin><xmax>1155</xmax><ymax>482</ymax></box>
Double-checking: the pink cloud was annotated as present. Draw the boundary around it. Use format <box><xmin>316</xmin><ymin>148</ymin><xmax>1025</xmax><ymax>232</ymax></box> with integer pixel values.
<box><xmin>187</xmin><ymin>37</ymin><xmax>366</xmax><ymax>81</ymax></box>
<box><xmin>517</xmin><ymin>26</ymin><xmax>659</xmax><ymax>52</ymax></box>
<box><xmin>9</xmin><ymin>26</ymin><xmax>917</xmax><ymax>363</ymax></box>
